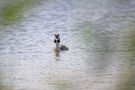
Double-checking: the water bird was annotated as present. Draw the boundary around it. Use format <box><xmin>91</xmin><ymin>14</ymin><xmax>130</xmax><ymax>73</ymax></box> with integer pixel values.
<box><xmin>54</xmin><ymin>34</ymin><xmax>69</xmax><ymax>52</ymax></box>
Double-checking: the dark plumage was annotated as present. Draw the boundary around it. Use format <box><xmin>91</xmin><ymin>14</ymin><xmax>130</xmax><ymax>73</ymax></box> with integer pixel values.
<box><xmin>60</xmin><ymin>45</ymin><xmax>69</xmax><ymax>51</ymax></box>
<box><xmin>54</xmin><ymin>34</ymin><xmax>60</xmax><ymax>43</ymax></box>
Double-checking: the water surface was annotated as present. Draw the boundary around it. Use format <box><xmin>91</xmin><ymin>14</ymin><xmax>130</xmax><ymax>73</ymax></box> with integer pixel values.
<box><xmin>0</xmin><ymin>0</ymin><xmax>135</xmax><ymax>90</ymax></box>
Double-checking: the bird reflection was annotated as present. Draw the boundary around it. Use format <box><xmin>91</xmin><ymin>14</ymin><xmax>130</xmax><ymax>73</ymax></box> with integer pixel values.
<box><xmin>53</xmin><ymin>34</ymin><xmax>68</xmax><ymax>61</ymax></box>
<box><xmin>54</xmin><ymin>48</ymin><xmax>60</xmax><ymax>61</ymax></box>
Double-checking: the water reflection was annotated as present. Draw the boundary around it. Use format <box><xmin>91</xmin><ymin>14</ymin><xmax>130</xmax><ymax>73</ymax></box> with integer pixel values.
<box><xmin>54</xmin><ymin>80</ymin><xmax>72</xmax><ymax>90</ymax></box>
<box><xmin>125</xmin><ymin>24</ymin><xmax>135</xmax><ymax>90</ymax></box>
<box><xmin>0</xmin><ymin>0</ymin><xmax>39</xmax><ymax>25</ymax></box>
<box><xmin>54</xmin><ymin>49</ymin><xmax>60</xmax><ymax>61</ymax></box>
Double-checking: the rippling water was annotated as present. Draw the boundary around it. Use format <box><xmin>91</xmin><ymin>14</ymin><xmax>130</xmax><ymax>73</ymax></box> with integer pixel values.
<box><xmin>0</xmin><ymin>0</ymin><xmax>135</xmax><ymax>90</ymax></box>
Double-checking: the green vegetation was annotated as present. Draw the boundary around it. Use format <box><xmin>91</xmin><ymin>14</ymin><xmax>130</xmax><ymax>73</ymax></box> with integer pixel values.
<box><xmin>1</xmin><ymin>0</ymin><xmax>36</xmax><ymax>25</ymax></box>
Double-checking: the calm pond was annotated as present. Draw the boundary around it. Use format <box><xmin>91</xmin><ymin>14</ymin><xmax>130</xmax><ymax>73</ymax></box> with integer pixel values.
<box><xmin>0</xmin><ymin>0</ymin><xmax>135</xmax><ymax>90</ymax></box>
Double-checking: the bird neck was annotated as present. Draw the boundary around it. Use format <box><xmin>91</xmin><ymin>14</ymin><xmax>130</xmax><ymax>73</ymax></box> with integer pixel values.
<box><xmin>56</xmin><ymin>42</ymin><xmax>59</xmax><ymax>48</ymax></box>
